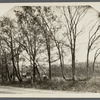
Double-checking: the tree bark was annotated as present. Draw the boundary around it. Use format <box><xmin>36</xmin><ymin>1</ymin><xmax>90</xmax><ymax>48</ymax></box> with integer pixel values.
<box><xmin>32</xmin><ymin>33</ymin><xmax>37</xmax><ymax>82</ymax></box>
<box><xmin>4</xmin><ymin>52</ymin><xmax>12</xmax><ymax>82</ymax></box>
<box><xmin>46</xmin><ymin>38</ymin><xmax>51</xmax><ymax>79</ymax></box>
<box><xmin>71</xmin><ymin>50</ymin><xmax>75</xmax><ymax>81</ymax></box>
<box><xmin>48</xmin><ymin>47</ymin><xmax>51</xmax><ymax>79</ymax></box>
<box><xmin>33</xmin><ymin>60</ymin><xmax>36</xmax><ymax>82</ymax></box>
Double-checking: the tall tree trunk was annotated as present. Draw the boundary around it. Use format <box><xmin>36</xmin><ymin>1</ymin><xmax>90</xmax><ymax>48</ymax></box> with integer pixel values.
<box><xmin>42</xmin><ymin>26</ymin><xmax>51</xmax><ymax>79</ymax></box>
<box><xmin>10</xmin><ymin>35</ymin><xmax>22</xmax><ymax>82</ymax></box>
<box><xmin>57</xmin><ymin>46</ymin><xmax>66</xmax><ymax>80</ymax></box>
<box><xmin>33</xmin><ymin>60</ymin><xmax>35</xmax><ymax>82</ymax></box>
<box><xmin>4</xmin><ymin>52</ymin><xmax>12</xmax><ymax>82</ymax></box>
<box><xmin>13</xmin><ymin>68</ymin><xmax>15</xmax><ymax>82</ymax></box>
<box><xmin>60</xmin><ymin>55</ymin><xmax>66</xmax><ymax>79</ymax></box>
<box><xmin>46</xmin><ymin>40</ymin><xmax>51</xmax><ymax>79</ymax></box>
<box><xmin>48</xmin><ymin>47</ymin><xmax>51</xmax><ymax>79</ymax></box>
<box><xmin>45</xmin><ymin>34</ymin><xmax>51</xmax><ymax>79</ymax></box>
<box><xmin>92</xmin><ymin>58</ymin><xmax>96</xmax><ymax>75</ymax></box>
<box><xmin>29</xmin><ymin>58</ymin><xmax>33</xmax><ymax>85</ymax></box>
<box><xmin>32</xmin><ymin>33</ymin><xmax>37</xmax><ymax>83</ymax></box>
<box><xmin>71</xmin><ymin>50</ymin><xmax>75</xmax><ymax>81</ymax></box>
<box><xmin>35</xmin><ymin>65</ymin><xmax>41</xmax><ymax>81</ymax></box>
<box><xmin>16</xmin><ymin>55</ymin><xmax>22</xmax><ymax>82</ymax></box>
<box><xmin>86</xmin><ymin>49</ymin><xmax>89</xmax><ymax>79</ymax></box>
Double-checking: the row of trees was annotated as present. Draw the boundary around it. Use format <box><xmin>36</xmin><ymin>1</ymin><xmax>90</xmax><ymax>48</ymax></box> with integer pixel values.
<box><xmin>0</xmin><ymin>6</ymin><xmax>100</xmax><ymax>84</ymax></box>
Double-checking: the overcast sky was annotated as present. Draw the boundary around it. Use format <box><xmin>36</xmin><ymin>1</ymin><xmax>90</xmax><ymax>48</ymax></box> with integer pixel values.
<box><xmin>0</xmin><ymin>3</ymin><xmax>100</xmax><ymax>66</ymax></box>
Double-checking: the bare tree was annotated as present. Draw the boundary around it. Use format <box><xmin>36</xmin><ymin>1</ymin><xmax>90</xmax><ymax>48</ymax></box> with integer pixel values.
<box><xmin>87</xmin><ymin>20</ymin><xmax>100</xmax><ymax>78</ymax></box>
<box><xmin>38</xmin><ymin>7</ymin><xmax>66</xmax><ymax>79</ymax></box>
<box><xmin>36</xmin><ymin>7</ymin><xmax>52</xmax><ymax>79</ymax></box>
<box><xmin>62</xmin><ymin>6</ymin><xmax>89</xmax><ymax>81</ymax></box>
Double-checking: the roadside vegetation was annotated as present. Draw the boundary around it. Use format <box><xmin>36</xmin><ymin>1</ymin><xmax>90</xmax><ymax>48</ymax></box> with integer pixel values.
<box><xmin>1</xmin><ymin>63</ymin><xmax>100</xmax><ymax>93</ymax></box>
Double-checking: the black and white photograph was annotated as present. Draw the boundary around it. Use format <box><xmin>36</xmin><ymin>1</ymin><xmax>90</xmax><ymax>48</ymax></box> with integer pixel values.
<box><xmin>0</xmin><ymin>3</ymin><xmax>100</xmax><ymax>97</ymax></box>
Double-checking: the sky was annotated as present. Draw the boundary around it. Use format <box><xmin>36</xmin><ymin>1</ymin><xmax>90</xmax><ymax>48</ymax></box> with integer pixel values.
<box><xmin>0</xmin><ymin>3</ymin><xmax>100</xmax><ymax>66</ymax></box>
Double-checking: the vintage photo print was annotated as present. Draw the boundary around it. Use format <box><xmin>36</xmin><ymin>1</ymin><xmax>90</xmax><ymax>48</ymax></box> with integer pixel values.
<box><xmin>0</xmin><ymin>2</ymin><xmax>100</xmax><ymax>98</ymax></box>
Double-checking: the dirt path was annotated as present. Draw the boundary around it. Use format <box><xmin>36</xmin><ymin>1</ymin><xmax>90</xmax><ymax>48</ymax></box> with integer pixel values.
<box><xmin>0</xmin><ymin>86</ymin><xmax>99</xmax><ymax>98</ymax></box>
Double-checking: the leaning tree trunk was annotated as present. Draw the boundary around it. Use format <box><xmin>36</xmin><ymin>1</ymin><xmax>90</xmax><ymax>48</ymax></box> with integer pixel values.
<box><xmin>11</xmin><ymin>36</ymin><xmax>22</xmax><ymax>82</ymax></box>
<box><xmin>35</xmin><ymin>65</ymin><xmax>41</xmax><ymax>81</ymax></box>
<box><xmin>86</xmin><ymin>49</ymin><xmax>90</xmax><ymax>79</ymax></box>
<box><xmin>16</xmin><ymin>54</ymin><xmax>22</xmax><ymax>82</ymax></box>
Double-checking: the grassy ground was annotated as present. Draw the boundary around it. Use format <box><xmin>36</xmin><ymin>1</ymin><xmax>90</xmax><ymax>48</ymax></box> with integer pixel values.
<box><xmin>2</xmin><ymin>77</ymin><xmax>100</xmax><ymax>93</ymax></box>
<box><xmin>1</xmin><ymin>63</ymin><xmax>100</xmax><ymax>93</ymax></box>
